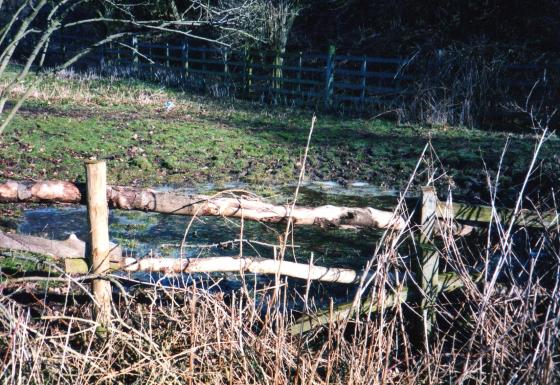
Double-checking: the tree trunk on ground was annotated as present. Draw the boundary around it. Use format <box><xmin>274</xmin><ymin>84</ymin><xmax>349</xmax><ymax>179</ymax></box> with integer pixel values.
<box><xmin>0</xmin><ymin>231</ymin><xmax>122</xmax><ymax>260</ymax></box>
<box><xmin>0</xmin><ymin>180</ymin><xmax>406</xmax><ymax>230</ymax></box>
<box><xmin>0</xmin><ymin>230</ymin><xmax>363</xmax><ymax>284</ymax></box>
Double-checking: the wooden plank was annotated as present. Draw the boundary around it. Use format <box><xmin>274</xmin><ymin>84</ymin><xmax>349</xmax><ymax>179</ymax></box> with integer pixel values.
<box><xmin>334</xmin><ymin>54</ymin><xmax>406</xmax><ymax>64</ymax></box>
<box><xmin>436</xmin><ymin>201</ymin><xmax>558</xmax><ymax>229</ymax></box>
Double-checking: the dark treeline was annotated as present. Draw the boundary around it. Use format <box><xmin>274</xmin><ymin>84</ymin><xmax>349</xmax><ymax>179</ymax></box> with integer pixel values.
<box><xmin>290</xmin><ymin>0</ymin><xmax>560</xmax><ymax>56</ymax></box>
<box><xmin>1</xmin><ymin>0</ymin><xmax>558</xmax><ymax>129</ymax></box>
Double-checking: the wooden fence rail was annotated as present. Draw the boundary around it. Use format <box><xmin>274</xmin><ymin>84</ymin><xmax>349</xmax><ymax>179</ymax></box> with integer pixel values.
<box><xmin>1</xmin><ymin>164</ymin><xmax>557</xmax><ymax>336</ymax></box>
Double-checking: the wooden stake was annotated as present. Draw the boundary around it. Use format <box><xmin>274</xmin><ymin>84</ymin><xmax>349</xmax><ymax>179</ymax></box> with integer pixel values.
<box><xmin>85</xmin><ymin>160</ymin><xmax>112</xmax><ymax>332</ymax></box>
<box><xmin>417</xmin><ymin>186</ymin><xmax>439</xmax><ymax>344</ymax></box>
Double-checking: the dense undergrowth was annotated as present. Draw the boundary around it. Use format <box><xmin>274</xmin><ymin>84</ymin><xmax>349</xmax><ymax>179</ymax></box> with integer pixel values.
<box><xmin>1</xmin><ymin>174</ymin><xmax>559</xmax><ymax>383</ymax></box>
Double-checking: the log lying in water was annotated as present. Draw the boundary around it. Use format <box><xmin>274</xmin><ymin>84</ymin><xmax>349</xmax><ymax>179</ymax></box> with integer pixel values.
<box><xmin>290</xmin><ymin>271</ymin><xmax>469</xmax><ymax>335</ymax></box>
<box><xmin>0</xmin><ymin>180</ymin><xmax>406</xmax><ymax>230</ymax></box>
<box><xmin>0</xmin><ymin>231</ymin><xmax>363</xmax><ymax>283</ymax></box>
<box><xmin>0</xmin><ymin>231</ymin><xmax>122</xmax><ymax>260</ymax></box>
<box><xmin>117</xmin><ymin>256</ymin><xmax>361</xmax><ymax>283</ymax></box>
<box><xmin>108</xmin><ymin>186</ymin><xmax>405</xmax><ymax>230</ymax></box>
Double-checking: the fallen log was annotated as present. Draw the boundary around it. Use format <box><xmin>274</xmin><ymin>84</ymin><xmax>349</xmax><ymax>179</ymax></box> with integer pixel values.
<box><xmin>117</xmin><ymin>256</ymin><xmax>361</xmax><ymax>283</ymax></box>
<box><xmin>290</xmin><ymin>271</ymin><xmax>469</xmax><ymax>335</ymax></box>
<box><xmin>0</xmin><ymin>230</ymin><xmax>364</xmax><ymax>283</ymax></box>
<box><xmin>0</xmin><ymin>180</ymin><xmax>406</xmax><ymax>230</ymax></box>
<box><xmin>0</xmin><ymin>231</ymin><xmax>122</xmax><ymax>260</ymax></box>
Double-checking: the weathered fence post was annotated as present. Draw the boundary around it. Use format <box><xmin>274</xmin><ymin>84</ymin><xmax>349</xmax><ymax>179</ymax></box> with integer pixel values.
<box><xmin>181</xmin><ymin>41</ymin><xmax>189</xmax><ymax>78</ymax></box>
<box><xmin>85</xmin><ymin>160</ymin><xmax>112</xmax><ymax>334</ymax></box>
<box><xmin>324</xmin><ymin>45</ymin><xmax>336</xmax><ymax>109</ymax></box>
<box><xmin>132</xmin><ymin>36</ymin><xmax>138</xmax><ymax>68</ymax></box>
<box><xmin>417</xmin><ymin>186</ymin><xmax>439</xmax><ymax>344</ymax></box>
<box><xmin>165</xmin><ymin>42</ymin><xmax>170</xmax><ymax>67</ymax></box>
<box><xmin>360</xmin><ymin>57</ymin><xmax>367</xmax><ymax>107</ymax></box>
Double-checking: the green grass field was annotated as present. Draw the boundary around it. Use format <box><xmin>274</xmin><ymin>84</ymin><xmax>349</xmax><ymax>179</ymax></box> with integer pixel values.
<box><xmin>1</xmin><ymin>67</ymin><xmax>558</xmax><ymax>201</ymax></box>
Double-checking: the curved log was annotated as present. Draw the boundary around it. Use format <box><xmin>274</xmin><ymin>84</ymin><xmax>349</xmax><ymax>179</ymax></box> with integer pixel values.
<box><xmin>0</xmin><ymin>180</ymin><xmax>406</xmax><ymax>230</ymax></box>
<box><xmin>118</xmin><ymin>256</ymin><xmax>361</xmax><ymax>283</ymax></box>
<box><xmin>107</xmin><ymin>186</ymin><xmax>405</xmax><ymax>230</ymax></box>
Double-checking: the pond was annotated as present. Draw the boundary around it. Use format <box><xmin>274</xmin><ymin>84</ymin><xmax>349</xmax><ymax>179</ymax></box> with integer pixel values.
<box><xmin>16</xmin><ymin>182</ymin><xmax>409</xmax><ymax>304</ymax></box>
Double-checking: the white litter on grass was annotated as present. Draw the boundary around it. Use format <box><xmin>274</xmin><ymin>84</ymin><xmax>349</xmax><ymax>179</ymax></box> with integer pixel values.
<box><xmin>164</xmin><ymin>100</ymin><xmax>175</xmax><ymax>111</ymax></box>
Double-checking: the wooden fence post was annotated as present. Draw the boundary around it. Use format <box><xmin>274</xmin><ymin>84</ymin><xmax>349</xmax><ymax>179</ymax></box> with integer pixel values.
<box><xmin>360</xmin><ymin>57</ymin><xmax>367</xmax><ymax>107</ymax></box>
<box><xmin>417</xmin><ymin>186</ymin><xmax>439</xmax><ymax>344</ymax></box>
<box><xmin>324</xmin><ymin>45</ymin><xmax>336</xmax><ymax>109</ymax></box>
<box><xmin>165</xmin><ymin>42</ymin><xmax>170</xmax><ymax>67</ymax></box>
<box><xmin>132</xmin><ymin>36</ymin><xmax>138</xmax><ymax>67</ymax></box>
<box><xmin>85</xmin><ymin>160</ymin><xmax>112</xmax><ymax>334</ymax></box>
<box><xmin>182</xmin><ymin>41</ymin><xmax>189</xmax><ymax>78</ymax></box>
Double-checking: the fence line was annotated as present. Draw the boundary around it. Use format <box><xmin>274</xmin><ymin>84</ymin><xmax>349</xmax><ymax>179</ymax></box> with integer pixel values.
<box><xmin>48</xmin><ymin>34</ymin><xmax>559</xmax><ymax>117</ymax></box>
<box><xmin>1</xmin><ymin>167</ymin><xmax>558</xmax><ymax>336</ymax></box>
<box><xmin>52</xmin><ymin>35</ymin><xmax>418</xmax><ymax>108</ymax></box>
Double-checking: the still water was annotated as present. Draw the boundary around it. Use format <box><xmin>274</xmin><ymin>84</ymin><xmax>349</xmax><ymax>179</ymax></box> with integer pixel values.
<box><xmin>19</xmin><ymin>183</ymin><xmax>402</xmax><ymax>269</ymax></box>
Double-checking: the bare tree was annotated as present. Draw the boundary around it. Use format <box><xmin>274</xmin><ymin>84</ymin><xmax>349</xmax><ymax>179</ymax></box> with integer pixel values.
<box><xmin>0</xmin><ymin>0</ymin><xmax>262</xmax><ymax>135</ymax></box>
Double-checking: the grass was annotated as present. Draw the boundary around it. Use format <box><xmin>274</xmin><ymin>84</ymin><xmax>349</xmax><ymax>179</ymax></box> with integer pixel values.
<box><xmin>2</xmin><ymin>66</ymin><xmax>559</xmax><ymax>203</ymax></box>
<box><xmin>1</xmin><ymin>67</ymin><xmax>559</xmax><ymax>383</ymax></box>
